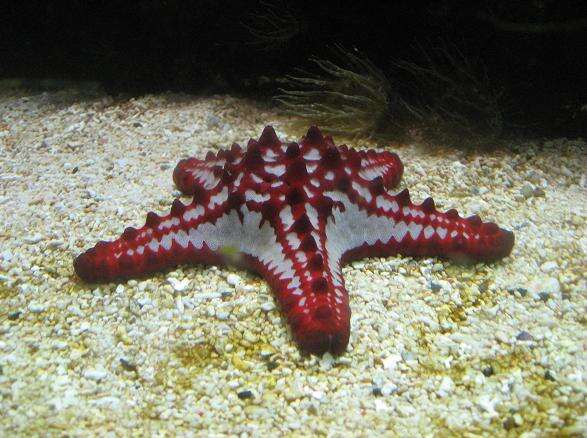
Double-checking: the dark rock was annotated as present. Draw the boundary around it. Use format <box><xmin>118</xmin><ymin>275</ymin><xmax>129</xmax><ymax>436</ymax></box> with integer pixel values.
<box><xmin>482</xmin><ymin>366</ymin><xmax>494</xmax><ymax>377</ymax></box>
<box><xmin>119</xmin><ymin>358</ymin><xmax>138</xmax><ymax>372</ymax></box>
<box><xmin>516</xmin><ymin>331</ymin><xmax>534</xmax><ymax>341</ymax></box>
<box><xmin>503</xmin><ymin>416</ymin><xmax>517</xmax><ymax>431</ymax></box>
<box><xmin>532</xmin><ymin>188</ymin><xmax>545</xmax><ymax>197</ymax></box>
<box><xmin>8</xmin><ymin>311</ymin><xmax>21</xmax><ymax>320</ymax></box>
<box><xmin>237</xmin><ymin>390</ymin><xmax>253</xmax><ymax>400</ymax></box>
<box><xmin>508</xmin><ymin>287</ymin><xmax>528</xmax><ymax>297</ymax></box>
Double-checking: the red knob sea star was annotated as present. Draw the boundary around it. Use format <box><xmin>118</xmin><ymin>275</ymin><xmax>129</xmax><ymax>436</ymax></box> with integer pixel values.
<box><xmin>74</xmin><ymin>126</ymin><xmax>514</xmax><ymax>355</ymax></box>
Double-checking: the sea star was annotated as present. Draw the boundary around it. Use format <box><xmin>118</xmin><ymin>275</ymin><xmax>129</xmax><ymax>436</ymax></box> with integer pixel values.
<box><xmin>74</xmin><ymin>126</ymin><xmax>514</xmax><ymax>354</ymax></box>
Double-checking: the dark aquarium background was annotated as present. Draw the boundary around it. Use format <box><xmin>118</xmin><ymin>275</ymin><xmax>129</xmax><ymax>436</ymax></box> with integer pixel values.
<box><xmin>2</xmin><ymin>0</ymin><xmax>586</xmax><ymax>141</ymax></box>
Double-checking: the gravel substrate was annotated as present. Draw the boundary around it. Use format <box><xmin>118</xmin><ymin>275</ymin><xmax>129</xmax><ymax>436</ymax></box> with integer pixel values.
<box><xmin>0</xmin><ymin>86</ymin><xmax>585</xmax><ymax>436</ymax></box>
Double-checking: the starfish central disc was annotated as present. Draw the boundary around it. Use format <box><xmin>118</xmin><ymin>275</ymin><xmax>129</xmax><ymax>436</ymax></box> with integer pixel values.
<box><xmin>74</xmin><ymin>126</ymin><xmax>514</xmax><ymax>355</ymax></box>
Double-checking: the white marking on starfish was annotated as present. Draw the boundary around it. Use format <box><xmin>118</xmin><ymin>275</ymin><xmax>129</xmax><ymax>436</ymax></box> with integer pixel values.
<box><xmin>194</xmin><ymin>169</ymin><xmax>217</xmax><ymax>189</ymax></box>
<box><xmin>183</xmin><ymin>205</ymin><xmax>205</xmax><ymax>222</ymax></box>
<box><xmin>376</xmin><ymin>195</ymin><xmax>391</xmax><ymax>211</ymax></box>
<box><xmin>311</xmin><ymin>231</ymin><xmax>322</xmax><ymax>248</ymax></box>
<box><xmin>306</xmin><ymin>204</ymin><xmax>319</xmax><ymax>229</ymax></box>
<box><xmin>148</xmin><ymin>239</ymin><xmax>159</xmax><ymax>252</ymax></box>
<box><xmin>161</xmin><ymin>234</ymin><xmax>173</xmax><ymax>250</ymax></box>
<box><xmin>279</xmin><ymin>206</ymin><xmax>294</xmax><ymax>228</ymax></box>
<box><xmin>188</xmin><ymin>227</ymin><xmax>204</xmax><ymax>249</ymax></box>
<box><xmin>159</xmin><ymin>219</ymin><xmax>173</xmax><ymax>230</ymax></box>
<box><xmin>304</xmin><ymin>149</ymin><xmax>320</xmax><ymax>160</ymax></box>
<box><xmin>408</xmin><ymin>222</ymin><xmax>423</xmax><ymax>239</ymax></box>
<box><xmin>424</xmin><ymin>225</ymin><xmax>435</xmax><ymax>239</ymax></box>
<box><xmin>392</xmin><ymin>221</ymin><xmax>408</xmax><ymax>242</ymax></box>
<box><xmin>263</xmin><ymin>149</ymin><xmax>278</xmax><ymax>161</ymax></box>
<box><xmin>175</xmin><ymin>230</ymin><xmax>189</xmax><ymax>248</ymax></box>
<box><xmin>209</xmin><ymin>186</ymin><xmax>228</xmax><ymax>209</ymax></box>
<box><xmin>265</xmin><ymin>164</ymin><xmax>286</xmax><ymax>177</ymax></box>
<box><xmin>352</xmin><ymin>181</ymin><xmax>372</xmax><ymax>203</ymax></box>
<box><xmin>286</xmin><ymin>232</ymin><xmax>301</xmax><ymax>249</ymax></box>
<box><xmin>245</xmin><ymin>190</ymin><xmax>270</xmax><ymax>203</ymax></box>
<box><xmin>289</xmin><ymin>277</ymin><xmax>301</xmax><ymax>288</ymax></box>
<box><xmin>437</xmin><ymin>227</ymin><xmax>448</xmax><ymax>239</ymax></box>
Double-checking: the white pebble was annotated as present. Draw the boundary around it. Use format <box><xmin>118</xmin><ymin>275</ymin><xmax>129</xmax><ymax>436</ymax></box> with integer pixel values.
<box><xmin>28</xmin><ymin>302</ymin><xmax>45</xmax><ymax>313</ymax></box>
<box><xmin>310</xmin><ymin>390</ymin><xmax>325</xmax><ymax>401</ymax></box>
<box><xmin>437</xmin><ymin>376</ymin><xmax>454</xmax><ymax>398</ymax></box>
<box><xmin>542</xmin><ymin>277</ymin><xmax>561</xmax><ymax>298</ymax></box>
<box><xmin>83</xmin><ymin>369</ymin><xmax>108</xmax><ymax>381</ymax></box>
<box><xmin>226</xmin><ymin>273</ymin><xmax>241</xmax><ymax>286</ymax></box>
<box><xmin>24</xmin><ymin>234</ymin><xmax>43</xmax><ymax>244</ymax></box>
<box><xmin>476</xmin><ymin>394</ymin><xmax>499</xmax><ymax>416</ymax></box>
<box><xmin>243</xmin><ymin>332</ymin><xmax>258</xmax><ymax>344</ymax></box>
<box><xmin>540</xmin><ymin>261</ymin><xmax>558</xmax><ymax>273</ymax></box>
<box><xmin>167</xmin><ymin>277</ymin><xmax>190</xmax><ymax>292</ymax></box>
<box><xmin>175</xmin><ymin>297</ymin><xmax>184</xmax><ymax>313</ymax></box>
<box><xmin>382</xmin><ymin>354</ymin><xmax>402</xmax><ymax>370</ymax></box>
<box><xmin>239</xmin><ymin>284</ymin><xmax>256</xmax><ymax>293</ymax></box>
<box><xmin>92</xmin><ymin>396</ymin><xmax>121</xmax><ymax>409</ymax></box>
<box><xmin>319</xmin><ymin>353</ymin><xmax>335</xmax><ymax>371</ymax></box>
<box><xmin>216</xmin><ymin>311</ymin><xmax>230</xmax><ymax>320</ymax></box>
<box><xmin>260</xmin><ymin>302</ymin><xmax>275</xmax><ymax>312</ymax></box>
<box><xmin>381</xmin><ymin>382</ymin><xmax>398</xmax><ymax>396</ymax></box>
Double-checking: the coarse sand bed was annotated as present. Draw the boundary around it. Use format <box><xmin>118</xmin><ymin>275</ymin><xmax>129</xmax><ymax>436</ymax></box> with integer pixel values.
<box><xmin>0</xmin><ymin>87</ymin><xmax>585</xmax><ymax>436</ymax></box>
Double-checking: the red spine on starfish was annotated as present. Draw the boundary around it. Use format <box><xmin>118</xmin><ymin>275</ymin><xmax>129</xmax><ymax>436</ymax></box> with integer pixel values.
<box><xmin>74</xmin><ymin>126</ymin><xmax>514</xmax><ymax>355</ymax></box>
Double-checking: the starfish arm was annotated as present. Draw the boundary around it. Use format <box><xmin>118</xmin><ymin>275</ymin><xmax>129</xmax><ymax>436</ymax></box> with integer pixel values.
<box><xmin>327</xmin><ymin>189</ymin><xmax>514</xmax><ymax>266</ymax></box>
<box><xmin>265</xmin><ymin>214</ymin><xmax>351</xmax><ymax>355</ymax></box>
<box><xmin>74</xmin><ymin>184</ymin><xmax>235</xmax><ymax>282</ymax></box>
<box><xmin>355</xmin><ymin>148</ymin><xmax>404</xmax><ymax>190</ymax></box>
<box><xmin>173</xmin><ymin>143</ymin><xmax>244</xmax><ymax>195</ymax></box>
<box><xmin>221</xmin><ymin>162</ymin><xmax>352</xmax><ymax>355</ymax></box>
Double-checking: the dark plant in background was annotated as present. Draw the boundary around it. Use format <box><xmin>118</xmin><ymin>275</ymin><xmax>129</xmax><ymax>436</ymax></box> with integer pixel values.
<box><xmin>392</xmin><ymin>39</ymin><xmax>508</xmax><ymax>147</ymax></box>
<box><xmin>274</xmin><ymin>46</ymin><xmax>406</xmax><ymax>140</ymax></box>
<box><xmin>242</xmin><ymin>0</ymin><xmax>307</xmax><ymax>52</ymax></box>
<box><xmin>275</xmin><ymin>41</ymin><xmax>510</xmax><ymax>148</ymax></box>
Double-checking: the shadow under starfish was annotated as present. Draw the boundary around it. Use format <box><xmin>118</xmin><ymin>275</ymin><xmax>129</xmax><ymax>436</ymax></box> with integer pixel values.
<box><xmin>74</xmin><ymin>126</ymin><xmax>514</xmax><ymax>355</ymax></box>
